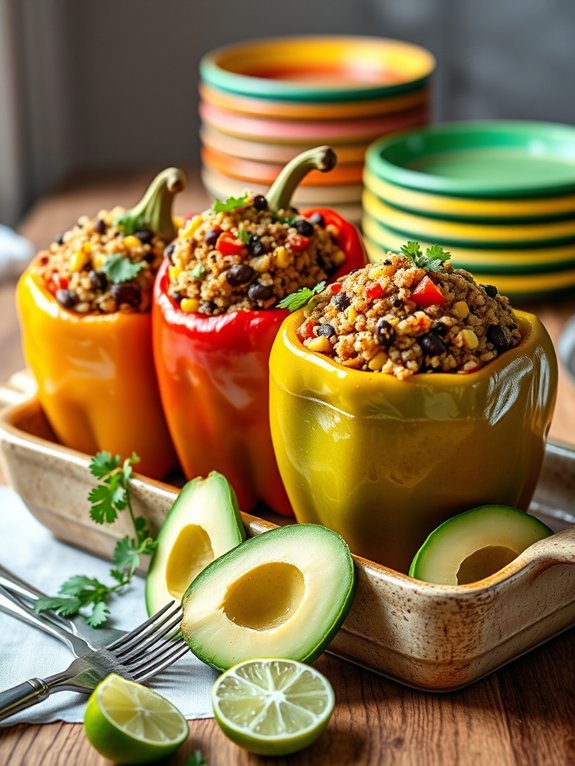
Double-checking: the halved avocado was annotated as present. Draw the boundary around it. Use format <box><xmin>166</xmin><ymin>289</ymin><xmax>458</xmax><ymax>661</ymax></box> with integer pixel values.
<box><xmin>145</xmin><ymin>472</ymin><xmax>245</xmax><ymax>615</ymax></box>
<box><xmin>409</xmin><ymin>505</ymin><xmax>553</xmax><ymax>585</ymax></box>
<box><xmin>181</xmin><ymin>524</ymin><xmax>355</xmax><ymax>671</ymax></box>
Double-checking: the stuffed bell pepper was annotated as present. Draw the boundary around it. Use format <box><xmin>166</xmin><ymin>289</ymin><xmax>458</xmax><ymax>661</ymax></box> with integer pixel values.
<box><xmin>270</xmin><ymin>244</ymin><xmax>558</xmax><ymax>570</ymax></box>
<box><xmin>17</xmin><ymin>168</ymin><xmax>185</xmax><ymax>479</ymax></box>
<box><xmin>153</xmin><ymin>146</ymin><xmax>367</xmax><ymax>515</ymax></box>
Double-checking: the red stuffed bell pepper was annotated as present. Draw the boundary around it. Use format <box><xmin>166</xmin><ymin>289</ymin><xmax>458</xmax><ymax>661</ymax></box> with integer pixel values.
<box><xmin>153</xmin><ymin>146</ymin><xmax>367</xmax><ymax>515</ymax></box>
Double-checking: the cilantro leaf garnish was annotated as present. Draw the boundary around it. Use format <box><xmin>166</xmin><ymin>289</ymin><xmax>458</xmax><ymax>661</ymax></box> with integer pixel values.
<box><xmin>191</xmin><ymin>263</ymin><xmax>206</xmax><ymax>280</ymax></box>
<box><xmin>400</xmin><ymin>241</ymin><xmax>451</xmax><ymax>272</ymax></box>
<box><xmin>212</xmin><ymin>194</ymin><xmax>249</xmax><ymax>213</ymax></box>
<box><xmin>103</xmin><ymin>253</ymin><xmax>145</xmax><ymax>284</ymax></box>
<box><xmin>277</xmin><ymin>281</ymin><xmax>326</xmax><ymax>312</ymax></box>
<box><xmin>238</xmin><ymin>227</ymin><xmax>251</xmax><ymax>244</ymax></box>
<box><xmin>115</xmin><ymin>212</ymin><xmax>147</xmax><ymax>235</ymax></box>
<box><xmin>35</xmin><ymin>450</ymin><xmax>156</xmax><ymax>628</ymax></box>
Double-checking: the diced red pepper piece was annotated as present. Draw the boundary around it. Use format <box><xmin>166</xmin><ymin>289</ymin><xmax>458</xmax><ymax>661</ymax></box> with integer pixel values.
<box><xmin>303</xmin><ymin>321</ymin><xmax>317</xmax><ymax>339</ymax></box>
<box><xmin>286</xmin><ymin>234</ymin><xmax>311</xmax><ymax>252</ymax></box>
<box><xmin>216</xmin><ymin>231</ymin><xmax>245</xmax><ymax>256</ymax></box>
<box><xmin>412</xmin><ymin>275</ymin><xmax>445</xmax><ymax>307</ymax></box>
<box><xmin>366</xmin><ymin>282</ymin><xmax>384</xmax><ymax>301</ymax></box>
<box><xmin>331</xmin><ymin>283</ymin><xmax>342</xmax><ymax>294</ymax></box>
<box><xmin>51</xmin><ymin>274</ymin><xmax>69</xmax><ymax>292</ymax></box>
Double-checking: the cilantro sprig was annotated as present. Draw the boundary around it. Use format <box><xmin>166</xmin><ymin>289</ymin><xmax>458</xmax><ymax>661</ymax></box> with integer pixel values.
<box><xmin>277</xmin><ymin>281</ymin><xmax>326</xmax><ymax>312</ymax></box>
<box><xmin>212</xmin><ymin>194</ymin><xmax>249</xmax><ymax>213</ymax></box>
<box><xmin>103</xmin><ymin>253</ymin><xmax>145</xmax><ymax>284</ymax></box>
<box><xmin>400</xmin><ymin>241</ymin><xmax>451</xmax><ymax>272</ymax></box>
<box><xmin>35</xmin><ymin>451</ymin><xmax>157</xmax><ymax>628</ymax></box>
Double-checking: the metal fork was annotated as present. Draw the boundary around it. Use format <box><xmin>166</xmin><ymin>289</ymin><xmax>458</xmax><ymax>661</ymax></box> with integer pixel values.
<box><xmin>0</xmin><ymin>600</ymin><xmax>188</xmax><ymax>721</ymax></box>
<box><xmin>0</xmin><ymin>563</ymin><xmax>125</xmax><ymax>650</ymax></box>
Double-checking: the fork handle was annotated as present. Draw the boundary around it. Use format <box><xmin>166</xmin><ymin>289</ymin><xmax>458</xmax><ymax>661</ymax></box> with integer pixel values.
<box><xmin>0</xmin><ymin>678</ymin><xmax>50</xmax><ymax>721</ymax></box>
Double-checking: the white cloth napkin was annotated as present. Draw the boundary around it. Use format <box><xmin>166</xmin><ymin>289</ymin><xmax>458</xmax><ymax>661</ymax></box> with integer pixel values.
<box><xmin>0</xmin><ymin>486</ymin><xmax>217</xmax><ymax>725</ymax></box>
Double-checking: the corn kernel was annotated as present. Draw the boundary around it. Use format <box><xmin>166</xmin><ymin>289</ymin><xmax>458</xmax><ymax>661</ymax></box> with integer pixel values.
<box><xmin>274</xmin><ymin>247</ymin><xmax>291</xmax><ymax>269</ymax></box>
<box><xmin>123</xmin><ymin>235</ymin><xmax>141</xmax><ymax>249</ymax></box>
<box><xmin>368</xmin><ymin>351</ymin><xmax>387</xmax><ymax>371</ymax></box>
<box><xmin>370</xmin><ymin>266</ymin><xmax>387</xmax><ymax>280</ymax></box>
<box><xmin>253</xmin><ymin>255</ymin><xmax>271</xmax><ymax>272</ymax></box>
<box><xmin>182</xmin><ymin>216</ymin><xmax>202</xmax><ymax>238</ymax></box>
<box><xmin>168</xmin><ymin>265</ymin><xmax>182</xmax><ymax>280</ymax></box>
<box><xmin>69</xmin><ymin>250</ymin><xmax>90</xmax><ymax>272</ymax></box>
<box><xmin>452</xmin><ymin>300</ymin><xmax>470</xmax><ymax>319</ymax></box>
<box><xmin>308</xmin><ymin>336</ymin><xmax>332</xmax><ymax>353</ymax></box>
<box><xmin>92</xmin><ymin>253</ymin><xmax>105</xmax><ymax>271</ymax></box>
<box><xmin>82</xmin><ymin>242</ymin><xmax>92</xmax><ymax>255</ymax></box>
<box><xmin>347</xmin><ymin>306</ymin><xmax>357</xmax><ymax>324</ymax></box>
<box><xmin>333</xmin><ymin>249</ymin><xmax>346</xmax><ymax>265</ymax></box>
<box><xmin>180</xmin><ymin>298</ymin><xmax>199</xmax><ymax>313</ymax></box>
<box><xmin>460</xmin><ymin>329</ymin><xmax>479</xmax><ymax>349</ymax></box>
<box><xmin>173</xmin><ymin>215</ymin><xmax>185</xmax><ymax>229</ymax></box>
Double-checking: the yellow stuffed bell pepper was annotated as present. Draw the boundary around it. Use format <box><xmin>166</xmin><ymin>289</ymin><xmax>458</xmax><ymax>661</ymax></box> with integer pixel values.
<box><xmin>270</xmin><ymin>308</ymin><xmax>557</xmax><ymax>573</ymax></box>
<box><xmin>16</xmin><ymin>169</ymin><xmax>184</xmax><ymax>479</ymax></box>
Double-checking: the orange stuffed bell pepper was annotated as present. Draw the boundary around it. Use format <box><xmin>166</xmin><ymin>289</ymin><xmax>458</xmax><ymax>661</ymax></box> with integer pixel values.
<box><xmin>153</xmin><ymin>146</ymin><xmax>367</xmax><ymax>514</ymax></box>
<box><xmin>17</xmin><ymin>168</ymin><xmax>185</xmax><ymax>479</ymax></box>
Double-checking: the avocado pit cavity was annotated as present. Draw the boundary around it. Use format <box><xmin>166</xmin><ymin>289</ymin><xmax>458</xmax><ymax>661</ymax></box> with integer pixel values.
<box><xmin>456</xmin><ymin>545</ymin><xmax>518</xmax><ymax>584</ymax></box>
<box><xmin>222</xmin><ymin>562</ymin><xmax>305</xmax><ymax>631</ymax></box>
<box><xmin>166</xmin><ymin>524</ymin><xmax>215</xmax><ymax>599</ymax></box>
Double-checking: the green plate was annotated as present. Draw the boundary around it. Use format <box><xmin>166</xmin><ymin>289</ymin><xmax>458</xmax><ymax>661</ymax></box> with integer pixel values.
<box><xmin>366</xmin><ymin>122</ymin><xmax>575</xmax><ymax>199</ymax></box>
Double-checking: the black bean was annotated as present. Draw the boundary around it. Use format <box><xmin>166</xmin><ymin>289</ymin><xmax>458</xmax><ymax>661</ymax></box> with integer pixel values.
<box><xmin>171</xmin><ymin>290</ymin><xmax>185</xmax><ymax>304</ymax></box>
<box><xmin>204</xmin><ymin>229</ymin><xmax>220</xmax><ymax>247</ymax></box>
<box><xmin>252</xmin><ymin>195</ymin><xmax>268</xmax><ymax>211</ymax></box>
<box><xmin>165</xmin><ymin>243</ymin><xmax>176</xmax><ymax>261</ymax></box>
<box><xmin>226</xmin><ymin>264</ymin><xmax>255</xmax><ymax>286</ymax></box>
<box><xmin>376</xmin><ymin>318</ymin><xmax>395</xmax><ymax>347</ymax></box>
<box><xmin>200</xmin><ymin>300</ymin><xmax>217</xmax><ymax>315</ymax></box>
<box><xmin>89</xmin><ymin>270</ymin><xmax>108</xmax><ymax>292</ymax></box>
<box><xmin>248</xmin><ymin>234</ymin><xmax>265</xmax><ymax>257</ymax></box>
<box><xmin>94</xmin><ymin>219</ymin><xmax>107</xmax><ymax>235</ymax></box>
<box><xmin>111</xmin><ymin>283</ymin><xmax>140</xmax><ymax>307</ymax></box>
<box><xmin>55</xmin><ymin>233</ymin><xmax>65</xmax><ymax>245</ymax></box>
<box><xmin>144</xmin><ymin>251</ymin><xmax>156</xmax><ymax>263</ymax></box>
<box><xmin>333</xmin><ymin>292</ymin><xmax>350</xmax><ymax>310</ymax></box>
<box><xmin>135</xmin><ymin>229</ymin><xmax>153</xmax><ymax>245</ymax></box>
<box><xmin>56</xmin><ymin>289</ymin><xmax>77</xmax><ymax>309</ymax></box>
<box><xmin>431</xmin><ymin>321</ymin><xmax>449</xmax><ymax>337</ymax></box>
<box><xmin>309</xmin><ymin>213</ymin><xmax>325</xmax><ymax>228</ymax></box>
<box><xmin>487</xmin><ymin>324</ymin><xmax>511</xmax><ymax>352</ymax></box>
<box><xmin>383</xmin><ymin>258</ymin><xmax>392</xmax><ymax>265</ymax></box>
<box><xmin>248</xmin><ymin>282</ymin><xmax>274</xmax><ymax>304</ymax></box>
<box><xmin>482</xmin><ymin>284</ymin><xmax>498</xmax><ymax>298</ymax></box>
<box><xmin>420</xmin><ymin>333</ymin><xmax>447</xmax><ymax>357</ymax></box>
<box><xmin>295</xmin><ymin>219</ymin><xmax>314</xmax><ymax>237</ymax></box>
<box><xmin>317</xmin><ymin>323</ymin><xmax>336</xmax><ymax>338</ymax></box>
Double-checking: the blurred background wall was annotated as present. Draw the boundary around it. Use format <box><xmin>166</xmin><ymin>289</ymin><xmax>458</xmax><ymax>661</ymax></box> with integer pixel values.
<box><xmin>1</xmin><ymin>0</ymin><xmax>574</xmax><ymax>226</ymax></box>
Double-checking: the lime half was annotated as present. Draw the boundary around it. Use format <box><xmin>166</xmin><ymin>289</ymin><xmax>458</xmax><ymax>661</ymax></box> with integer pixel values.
<box><xmin>212</xmin><ymin>658</ymin><xmax>335</xmax><ymax>756</ymax></box>
<box><xmin>84</xmin><ymin>673</ymin><xmax>189</xmax><ymax>765</ymax></box>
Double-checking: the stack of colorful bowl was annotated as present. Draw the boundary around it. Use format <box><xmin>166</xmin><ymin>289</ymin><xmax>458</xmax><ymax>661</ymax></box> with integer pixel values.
<box><xmin>363</xmin><ymin>122</ymin><xmax>575</xmax><ymax>298</ymax></box>
<box><xmin>199</xmin><ymin>36</ymin><xmax>435</xmax><ymax>222</ymax></box>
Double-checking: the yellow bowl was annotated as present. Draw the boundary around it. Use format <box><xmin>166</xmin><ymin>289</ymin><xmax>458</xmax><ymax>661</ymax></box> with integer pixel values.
<box><xmin>201</xmin><ymin>36</ymin><xmax>435</xmax><ymax>102</ymax></box>
<box><xmin>364</xmin><ymin>169</ymin><xmax>575</xmax><ymax>221</ymax></box>
<box><xmin>200</xmin><ymin>81</ymin><xmax>431</xmax><ymax>120</ymax></box>
<box><xmin>363</xmin><ymin>189</ymin><xmax>575</xmax><ymax>247</ymax></box>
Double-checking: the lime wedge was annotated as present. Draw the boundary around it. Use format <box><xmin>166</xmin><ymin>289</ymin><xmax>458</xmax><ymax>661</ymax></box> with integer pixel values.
<box><xmin>84</xmin><ymin>673</ymin><xmax>189</xmax><ymax>764</ymax></box>
<box><xmin>212</xmin><ymin>658</ymin><xmax>335</xmax><ymax>756</ymax></box>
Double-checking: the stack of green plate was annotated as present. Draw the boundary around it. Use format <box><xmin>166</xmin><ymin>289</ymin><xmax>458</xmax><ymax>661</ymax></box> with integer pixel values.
<box><xmin>363</xmin><ymin>122</ymin><xmax>575</xmax><ymax>298</ymax></box>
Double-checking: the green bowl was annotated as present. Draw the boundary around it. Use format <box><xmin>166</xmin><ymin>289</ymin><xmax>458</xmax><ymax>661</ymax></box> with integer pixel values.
<box><xmin>366</xmin><ymin>122</ymin><xmax>575</xmax><ymax>198</ymax></box>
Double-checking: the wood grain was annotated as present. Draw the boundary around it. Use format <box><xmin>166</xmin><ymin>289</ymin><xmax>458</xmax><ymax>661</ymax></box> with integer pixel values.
<box><xmin>0</xmin><ymin>170</ymin><xmax>573</xmax><ymax>766</ymax></box>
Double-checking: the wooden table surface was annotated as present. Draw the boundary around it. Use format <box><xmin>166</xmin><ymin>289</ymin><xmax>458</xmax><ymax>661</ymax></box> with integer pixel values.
<box><xmin>0</xmin><ymin>171</ymin><xmax>574</xmax><ymax>766</ymax></box>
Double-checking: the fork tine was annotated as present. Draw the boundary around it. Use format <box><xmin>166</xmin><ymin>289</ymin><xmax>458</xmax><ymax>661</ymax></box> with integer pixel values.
<box><xmin>106</xmin><ymin>601</ymin><xmax>181</xmax><ymax>652</ymax></box>
<box><xmin>115</xmin><ymin>613</ymin><xmax>183</xmax><ymax>661</ymax></box>
<box><xmin>123</xmin><ymin>635</ymin><xmax>185</xmax><ymax>674</ymax></box>
<box><xmin>133</xmin><ymin>643</ymin><xmax>190</xmax><ymax>683</ymax></box>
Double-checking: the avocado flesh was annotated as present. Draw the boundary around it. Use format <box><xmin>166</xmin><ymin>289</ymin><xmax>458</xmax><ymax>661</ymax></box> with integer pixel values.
<box><xmin>181</xmin><ymin>524</ymin><xmax>355</xmax><ymax>671</ymax></box>
<box><xmin>409</xmin><ymin>505</ymin><xmax>553</xmax><ymax>585</ymax></box>
<box><xmin>145</xmin><ymin>472</ymin><xmax>245</xmax><ymax>615</ymax></box>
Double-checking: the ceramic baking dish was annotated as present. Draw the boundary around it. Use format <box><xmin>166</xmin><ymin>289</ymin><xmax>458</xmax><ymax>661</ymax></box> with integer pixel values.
<box><xmin>0</xmin><ymin>379</ymin><xmax>574</xmax><ymax>692</ymax></box>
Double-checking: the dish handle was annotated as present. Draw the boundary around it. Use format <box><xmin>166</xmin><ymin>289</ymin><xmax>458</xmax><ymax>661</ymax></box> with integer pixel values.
<box><xmin>520</xmin><ymin>525</ymin><xmax>575</xmax><ymax>568</ymax></box>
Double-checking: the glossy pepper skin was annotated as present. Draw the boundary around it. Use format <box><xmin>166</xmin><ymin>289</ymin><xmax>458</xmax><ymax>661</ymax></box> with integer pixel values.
<box><xmin>153</xmin><ymin>207</ymin><xmax>367</xmax><ymax>515</ymax></box>
<box><xmin>16</xmin><ymin>169</ymin><xmax>185</xmax><ymax>480</ymax></box>
<box><xmin>269</xmin><ymin>309</ymin><xmax>557</xmax><ymax>571</ymax></box>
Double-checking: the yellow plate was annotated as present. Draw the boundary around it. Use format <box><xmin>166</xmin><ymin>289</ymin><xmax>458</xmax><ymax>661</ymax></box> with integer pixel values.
<box><xmin>364</xmin><ymin>170</ymin><xmax>575</xmax><ymax>221</ymax></box>
<box><xmin>363</xmin><ymin>189</ymin><xmax>575</xmax><ymax>246</ymax></box>
<box><xmin>362</xmin><ymin>215</ymin><xmax>575</xmax><ymax>269</ymax></box>
<box><xmin>200</xmin><ymin>82</ymin><xmax>431</xmax><ymax>120</ymax></box>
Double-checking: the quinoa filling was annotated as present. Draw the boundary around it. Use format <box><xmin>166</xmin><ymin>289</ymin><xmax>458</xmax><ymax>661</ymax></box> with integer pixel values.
<box><xmin>297</xmin><ymin>250</ymin><xmax>521</xmax><ymax>379</ymax></box>
<box><xmin>166</xmin><ymin>194</ymin><xmax>345</xmax><ymax>315</ymax></box>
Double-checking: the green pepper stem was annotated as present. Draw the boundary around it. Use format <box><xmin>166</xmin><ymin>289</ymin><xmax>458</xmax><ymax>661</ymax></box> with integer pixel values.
<box><xmin>266</xmin><ymin>146</ymin><xmax>337</xmax><ymax>211</ymax></box>
<box><xmin>120</xmin><ymin>167</ymin><xmax>186</xmax><ymax>242</ymax></box>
